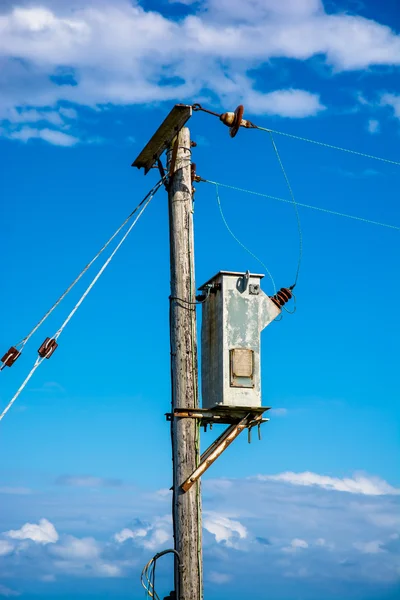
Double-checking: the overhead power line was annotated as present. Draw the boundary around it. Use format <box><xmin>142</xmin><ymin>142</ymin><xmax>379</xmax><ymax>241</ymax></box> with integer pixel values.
<box><xmin>0</xmin><ymin>180</ymin><xmax>163</xmax><ymax>422</ymax></box>
<box><xmin>255</xmin><ymin>125</ymin><xmax>400</xmax><ymax>168</ymax></box>
<box><xmin>205</xmin><ymin>180</ymin><xmax>400</xmax><ymax>231</ymax></box>
<box><xmin>192</xmin><ymin>102</ymin><xmax>400</xmax><ymax>167</ymax></box>
<box><xmin>0</xmin><ymin>179</ymin><xmax>164</xmax><ymax>372</ymax></box>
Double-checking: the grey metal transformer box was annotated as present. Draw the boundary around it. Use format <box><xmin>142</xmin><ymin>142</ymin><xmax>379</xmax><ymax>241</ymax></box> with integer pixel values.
<box><xmin>199</xmin><ymin>271</ymin><xmax>281</xmax><ymax>409</ymax></box>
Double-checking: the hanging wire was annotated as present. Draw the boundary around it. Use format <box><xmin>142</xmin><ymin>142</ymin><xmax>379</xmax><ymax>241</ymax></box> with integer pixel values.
<box><xmin>215</xmin><ymin>184</ymin><xmax>277</xmax><ymax>295</ymax></box>
<box><xmin>206</xmin><ymin>180</ymin><xmax>400</xmax><ymax>231</ymax></box>
<box><xmin>5</xmin><ymin>179</ymin><xmax>164</xmax><ymax>360</ymax></box>
<box><xmin>268</xmin><ymin>131</ymin><xmax>302</xmax><ymax>288</ymax></box>
<box><xmin>141</xmin><ymin>549</ymin><xmax>181</xmax><ymax>600</ymax></box>
<box><xmin>0</xmin><ymin>181</ymin><xmax>162</xmax><ymax>423</ymax></box>
<box><xmin>255</xmin><ymin>125</ymin><xmax>400</xmax><ymax>168</ymax></box>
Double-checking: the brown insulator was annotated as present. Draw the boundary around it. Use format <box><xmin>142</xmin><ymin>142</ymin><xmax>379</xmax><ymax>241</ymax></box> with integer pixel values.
<box><xmin>220</xmin><ymin>105</ymin><xmax>247</xmax><ymax>138</ymax></box>
<box><xmin>1</xmin><ymin>346</ymin><xmax>21</xmax><ymax>368</ymax></box>
<box><xmin>270</xmin><ymin>287</ymin><xmax>293</xmax><ymax>309</ymax></box>
<box><xmin>38</xmin><ymin>337</ymin><xmax>58</xmax><ymax>359</ymax></box>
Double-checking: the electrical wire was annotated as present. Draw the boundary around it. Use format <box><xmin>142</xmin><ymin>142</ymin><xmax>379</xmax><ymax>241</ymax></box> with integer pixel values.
<box><xmin>141</xmin><ymin>549</ymin><xmax>181</xmax><ymax>600</ymax></box>
<box><xmin>255</xmin><ymin>125</ymin><xmax>400</xmax><ymax>168</ymax></box>
<box><xmin>268</xmin><ymin>131</ymin><xmax>302</xmax><ymax>288</ymax></box>
<box><xmin>0</xmin><ymin>181</ymin><xmax>162</xmax><ymax>423</ymax></box>
<box><xmin>191</xmin><ymin>101</ymin><xmax>400</xmax><ymax>168</ymax></box>
<box><xmin>3</xmin><ymin>179</ymin><xmax>164</xmax><ymax>363</ymax></box>
<box><xmin>215</xmin><ymin>184</ymin><xmax>277</xmax><ymax>294</ymax></box>
<box><xmin>206</xmin><ymin>180</ymin><xmax>400</xmax><ymax>231</ymax></box>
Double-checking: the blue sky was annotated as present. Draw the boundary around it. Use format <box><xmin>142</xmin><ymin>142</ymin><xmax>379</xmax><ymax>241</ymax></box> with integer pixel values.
<box><xmin>0</xmin><ymin>0</ymin><xmax>399</xmax><ymax>598</ymax></box>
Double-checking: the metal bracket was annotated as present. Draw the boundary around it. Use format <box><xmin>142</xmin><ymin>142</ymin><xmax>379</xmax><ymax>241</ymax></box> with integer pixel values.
<box><xmin>181</xmin><ymin>412</ymin><xmax>266</xmax><ymax>492</ymax></box>
<box><xmin>165</xmin><ymin>406</ymin><xmax>270</xmax><ymax>493</ymax></box>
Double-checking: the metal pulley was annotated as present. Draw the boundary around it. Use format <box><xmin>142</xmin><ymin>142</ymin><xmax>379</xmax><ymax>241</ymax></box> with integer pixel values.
<box><xmin>219</xmin><ymin>105</ymin><xmax>255</xmax><ymax>138</ymax></box>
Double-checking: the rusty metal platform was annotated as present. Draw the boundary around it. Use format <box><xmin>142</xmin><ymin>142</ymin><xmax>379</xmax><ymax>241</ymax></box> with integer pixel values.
<box><xmin>166</xmin><ymin>405</ymin><xmax>270</xmax><ymax>426</ymax></box>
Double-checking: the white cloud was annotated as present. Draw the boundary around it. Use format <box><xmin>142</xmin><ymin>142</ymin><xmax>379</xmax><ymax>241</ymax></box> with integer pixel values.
<box><xmin>114</xmin><ymin>527</ymin><xmax>147</xmax><ymax>543</ymax></box>
<box><xmin>245</xmin><ymin>88</ymin><xmax>325</xmax><ymax>117</ymax></box>
<box><xmin>0</xmin><ymin>468</ymin><xmax>399</xmax><ymax>592</ymax></box>
<box><xmin>5</xmin><ymin>518</ymin><xmax>59</xmax><ymax>544</ymax></box>
<box><xmin>114</xmin><ymin>516</ymin><xmax>171</xmax><ymax>550</ymax></box>
<box><xmin>50</xmin><ymin>535</ymin><xmax>122</xmax><ymax>578</ymax></box>
<box><xmin>381</xmin><ymin>93</ymin><xmax>400</xmax><ymax>120</ymax></box>
<box><xmin>7</xmin><ymin>127</ymin><xmax>79</xmax><ymax>146</ymax></box>
<box><xmin>204</xmin><ymin>512</ymin><xmax>247</xmax><ymax>547</ymax></box>
<box><xmin>367</xmin><ymin>119</ymin><xmax>380</xmax><ymax>134</ymax></box>
<box><xmin>0</xmin><ymin>0</ymin><xmax>399</xmax><ymax>146</ymax></box>
<box><xmin>59</xmin><ymin>107</ymin><xmax>78</xmax><ymax>120</ymax></box>
<box><xmin>95</xmin><ymin>563</ymin><xmax>121</xmax><ymax>577</ymax></box>
<box><xmin>282</xmin><ymin>538</ymin><xmax>309</xmax><ymax>552</ymax></box>
<box><xmin>50</xmin><ymin>536</ymin><xmax>100</xmax><ymax>560</ymax></box>
<box><xmin>0</xmin><ymin>540</ymin><xmax>14</xmax><ymax>556</ymax></box>
<box><xmin>353</xmin><ymin>540</ymin><xmax>385</xmax><ymax>554</ymax></box>
<box><xmin>2</xmin><ymin>107</ymin><xmax>63</xmax><ymax>125</ymax></box>
<box><xmin>258</xmin><ymin>472</ymin><xmax>400</xmax><ymax>496</ymax></box>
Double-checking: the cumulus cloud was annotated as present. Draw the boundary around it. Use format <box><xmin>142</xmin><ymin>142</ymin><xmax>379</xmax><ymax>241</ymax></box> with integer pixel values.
<box><xmin>50</xmin><ymin>535</ymin><xmax>122</xmax><ymax>578</ymax></box>
<box><xmin>5</xmin><ymin>519</ymin><xmax>59</xmax><ymax>545</ymax></box>
<box><xmin>114</xmin><ymin>516</ymin><xmax>171</xmax><ymax>550</ymax></box>
<box><xmin>114</xmin><ymin>527</ymin><xmax>147</xmax><ymax>543</ymax></box>
<box><xmin>50</xmin><ymin>536</ymin><xmax>101</xmax><ymax>560</ymax></box>
<box><xmin>0</xmin><ymin>0</ymin><xmax>399</xmax><ymax>144</ymax></box>
<box><xmin>1</xmin><ymin>470</ymin><xmax>399</xmax><ymax>593</ymax></box>
<box><xmin>204</xmin><ymin>512</ymin><xmax>247</xmax><ymax>548</ymax></box>
<box><xmin>258</xmin><ymin>472</ymin><xmax>400</xmax><ymax>496</ymax></box>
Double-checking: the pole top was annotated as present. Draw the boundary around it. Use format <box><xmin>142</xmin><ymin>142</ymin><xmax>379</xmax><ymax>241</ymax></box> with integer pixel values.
<box><xmin>132</xmin><ymin>104</ymin><xmax>192</xmax><ymax>174</ymax></box>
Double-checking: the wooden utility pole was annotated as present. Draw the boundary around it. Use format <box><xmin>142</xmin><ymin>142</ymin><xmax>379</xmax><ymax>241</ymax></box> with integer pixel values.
<box><xmin>168</xmin><ymin>127</ymin><xmax>202</xmax><ymax>600</ymax></box>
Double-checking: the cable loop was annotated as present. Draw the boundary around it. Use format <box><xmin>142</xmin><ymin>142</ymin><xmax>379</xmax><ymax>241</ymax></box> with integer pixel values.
<box><xmin>215</xmin><ymin>184</ymin><xmax>277</xmax><ymax>295</ymax></box>
<box><xmin>268</xmin><ymin>131</ymin><xmax>303</xmax><ymax>288</ymax></box>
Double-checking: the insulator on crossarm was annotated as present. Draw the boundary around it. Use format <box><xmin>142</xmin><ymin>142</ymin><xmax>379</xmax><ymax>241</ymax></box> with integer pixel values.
<box><xmin>270</xmin><ymin>287</ymin><xmax>293</xmax><ymax>309</ymax></box>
